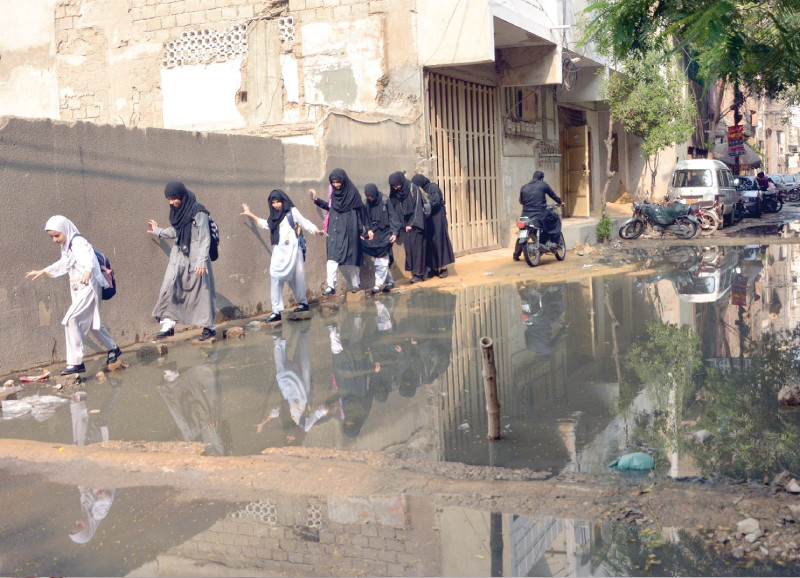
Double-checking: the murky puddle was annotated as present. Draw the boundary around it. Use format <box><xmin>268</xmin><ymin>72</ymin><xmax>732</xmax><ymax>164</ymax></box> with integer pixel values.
<box><xmin>1</xmin><ymin>472</ymin><xmax>797</xmax><ymax>577</ymax></box>
<box><xmin>2</xmin><ymin>243</ymin><xmax>800</xmax><ymax>483</ymax></box>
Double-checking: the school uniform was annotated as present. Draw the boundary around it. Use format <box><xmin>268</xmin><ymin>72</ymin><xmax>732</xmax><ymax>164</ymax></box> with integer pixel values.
<box><xmin>257</xmin><ymin>205</ymin><xmax>319</xmax><ymax>315</ymax></box>
<box><xmin>43</xmin><ymin>216</ymin><xmax>117</xmax><ymax>367</ymax></box>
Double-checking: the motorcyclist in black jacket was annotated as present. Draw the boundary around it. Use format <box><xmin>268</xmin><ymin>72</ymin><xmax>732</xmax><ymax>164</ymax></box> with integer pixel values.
<box><xmin>513</xmin><ymin>171</ymin><xmax>563</xmax><ymax>261</ymax></box>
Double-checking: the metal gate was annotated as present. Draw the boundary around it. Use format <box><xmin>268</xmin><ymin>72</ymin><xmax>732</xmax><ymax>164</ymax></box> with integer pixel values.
<box><xmin>427</xmin><ymin>72</ymin><xmax>501</xmax><ymax>254</ymax></box>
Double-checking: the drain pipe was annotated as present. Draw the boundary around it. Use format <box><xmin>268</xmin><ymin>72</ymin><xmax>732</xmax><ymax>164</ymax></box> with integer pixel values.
<box><xmin>480</xmin><ymin>337</ymin><xmax>502</xmax><ymax>440</ymax></box>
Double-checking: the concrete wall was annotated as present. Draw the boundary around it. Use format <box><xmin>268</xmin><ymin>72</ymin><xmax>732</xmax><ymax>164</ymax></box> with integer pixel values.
<box><xmin>1</xmin><ymin>115</ymin><xmax>362</xmax><ymax>374</ymax></box>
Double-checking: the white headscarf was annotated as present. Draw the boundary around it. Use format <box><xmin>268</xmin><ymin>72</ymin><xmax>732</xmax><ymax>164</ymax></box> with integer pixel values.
<box><xmin>44</xmin><ymin>215</ymin><xmax>81</xmax><ymax>255</ymax></box>
<box><xmin>69</xmin><ymin>486</ymin><xmax>116</xmax><ymax>544</ymax></box>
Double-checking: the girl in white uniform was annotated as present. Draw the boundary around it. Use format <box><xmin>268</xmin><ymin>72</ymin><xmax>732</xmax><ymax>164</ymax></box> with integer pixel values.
<box><xmin>241</xmin><ymin>189</ymin><xmax>325</xmax><ymax>322</ymax></box>
<box><xmin>26</xmin><ymin>216</ymin><xmax>120</xmax><ymax>375</ymax></box>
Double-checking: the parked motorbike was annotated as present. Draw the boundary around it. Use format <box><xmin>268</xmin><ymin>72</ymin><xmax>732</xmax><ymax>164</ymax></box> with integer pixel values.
<box><xmin>693</xmin><ymin>200</ymin><xmax>721</xmax><ymax>236</ymax></box>
<box><xmin>762</xmin><ymin>189</ymin><xmax>784</xmax><ymax>213</ymax></box>
<box><xmin>618</xmin><ymin>201</ymin><xmax>700</xmax><ymax>240</ymax></box>
<box><xmin>516</xmin><ymin>205</ymin><xmax>566</xmax><ymax>267</ymax></box>
<box><xmin>785</xmin><ymin>188</ymin><xmax>800</xmax><ymax>203</ymax></box>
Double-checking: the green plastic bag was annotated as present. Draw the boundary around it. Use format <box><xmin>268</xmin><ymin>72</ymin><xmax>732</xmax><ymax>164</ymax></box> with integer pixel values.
<box><xmin>609</xmin><ymin>452</ymin><xmax>655</xmax><ymax>471</ymax></box>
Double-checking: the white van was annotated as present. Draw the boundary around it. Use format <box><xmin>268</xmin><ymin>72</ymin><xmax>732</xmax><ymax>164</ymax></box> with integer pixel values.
<box><xmin>666</xmin><ymin>159</ymin><xmax>737</xmax><ymax>225</ymax></box>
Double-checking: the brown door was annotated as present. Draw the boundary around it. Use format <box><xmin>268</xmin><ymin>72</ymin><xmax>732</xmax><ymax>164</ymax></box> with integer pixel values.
<box><xmin>565</xmin><ymin>126</ymin><xmax>590</xmax><ymax>217</ymax></box>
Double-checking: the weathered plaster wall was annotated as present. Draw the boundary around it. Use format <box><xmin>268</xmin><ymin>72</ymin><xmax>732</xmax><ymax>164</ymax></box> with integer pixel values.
<box><xmin>0</xmin><ymin>116</ymin><xmax>299</xmax><ymax>373</ymax></box>
<box><xmin>0</xmin><ymin>0</ymin><xmax>60</xmax><ymax>120</ymax></box>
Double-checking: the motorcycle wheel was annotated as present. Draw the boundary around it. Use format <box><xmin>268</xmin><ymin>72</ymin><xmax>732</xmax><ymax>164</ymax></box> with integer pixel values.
<box><xmin>673</xmin><ymin>217</ymin><xmax>698</xmax><ymax>239</ymax></box>
<box><xmin>763</xmin><ymin>198</ymin><xmax>777</xmax><ymax>213</ymax></box>
<box><xmin>732</xmin><ymin>203</ymin><xmax>744</xmax><ymax>224</ymax></box>
<box><xmin>523</xmin><ymin>240</ymin><xmax>541</xmax><ymax>267</ymax></box>
<box><xmin>788</xmin><ymin>191</ymin><xmax>800</xmax><ymax>203</ymax></box>
<box><xmin>618</xmin><ymin>220</ymin><xmax>645</xmax><ymax>240</ymax></box>
<box><xmin>698</xmin><ymin>210</ymin><xmax>719</xmax><ymax>236</ymax></box>
<box><xmin>752</xmin><ymin>200</ymin><xmax>762</xmax><ymax>218</ymax></box>
<box><xmin>553</xmin><ymin>233</ymin><xmax>566</xmax><ymax>261</ymax></box>
<box><xmin>777</xmin><ymin>200</ymin><xmax>784</xmax><ymax>212</ymax></box>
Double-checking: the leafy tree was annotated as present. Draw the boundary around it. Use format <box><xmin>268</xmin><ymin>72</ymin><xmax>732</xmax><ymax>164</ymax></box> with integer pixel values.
<box><xmin>583</xmin><ymin>0</ymin><xmax>800</xmax><ymax>98</ymax></box>
<box><xmin>600</xmin><ymin>51</ymin><xmax>696</xmax><ymax>198</ymax></box>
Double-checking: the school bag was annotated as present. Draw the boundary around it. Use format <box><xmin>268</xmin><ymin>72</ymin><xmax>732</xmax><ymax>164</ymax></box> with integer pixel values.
<box><xmin>69</xmin><ymin>234</ymin><xmax>116</xmax><ymax>300</ymax></box>
<box><xmin>208</xmin><ymin>215</ymin><xmax>220</xmax><ymax>261</ymax></box>
<box><xmin>286</xmin><ymin>212</ymin><xmax>307</xmax><ymax>261</ymax></box>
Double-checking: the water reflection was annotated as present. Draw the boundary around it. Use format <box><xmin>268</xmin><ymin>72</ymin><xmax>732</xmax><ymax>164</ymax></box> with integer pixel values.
<box><xmin>158</xmin><ymin>353</ymin><xmax>230</xmax><ymax>456</ymax></box>
<box><xmin>69</xmin><ymin>387</ymin><xmax>119</xmax><ymax>543</ymax></box>
<box><xmin>4</xmin><ymin>243</ymin><xmax>800</xmax><ymax>480</ymax></box>
<box><xmin>5</xmin><ymin>471</ymin><xmax>797</xmax><ymax>576</ymax></box>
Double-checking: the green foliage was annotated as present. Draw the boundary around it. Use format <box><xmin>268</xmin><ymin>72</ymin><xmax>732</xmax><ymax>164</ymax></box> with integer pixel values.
<box><xmin>624</xmin><ymin>322</ymin><xmax>703</xmax><ymax>462</ymax></box>
<box><xmin>582</xmin><ymin>0</ymin><xmax>800</xmax><ymax>99</ymax></box>
<box><xmin>686</xmin><ymin>327</ymin><xmax>800</xmax><ymax>480</ymax></box>
<box><xmin>600</xmin><ymin>51</ymin><xmax>696</xmax><ymax>159</ymax></box>
<box><xmin>596</xmin><ymin>205</ymin><xmax>611</xmax><ymax>243</ymax></box>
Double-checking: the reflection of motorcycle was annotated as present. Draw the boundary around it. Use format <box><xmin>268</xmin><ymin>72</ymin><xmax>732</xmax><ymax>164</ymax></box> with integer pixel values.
<box><xmin>518</xmin><ymin>284</ymin><xmax>566</xmax><ymax>357</ymax></box>
<box><xmin>516</xmin><ymin>205</ymin><xmax>566</xmax><ymax>267</ymax></box>
<box><xmin>619</xmin><ymin>201</ymin><xmax>699</xmax><ymax>240</ymax></box>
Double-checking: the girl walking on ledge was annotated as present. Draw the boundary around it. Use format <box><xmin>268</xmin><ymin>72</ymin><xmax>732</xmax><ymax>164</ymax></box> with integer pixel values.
<box><xmin>26</xmin><ymin>215</ymin><xmax>120</xmax><ymax>375</ymax></box>
<box><xmin>241</xmin><ymin>189</ymin><xmax>324</xmax><ymax>323</ymax></box>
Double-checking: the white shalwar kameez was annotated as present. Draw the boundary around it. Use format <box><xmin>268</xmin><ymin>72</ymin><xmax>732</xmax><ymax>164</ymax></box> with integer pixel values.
<box><xmin>43</xmin><ymin>216</ymin><xmax>117</xmax><ymax>367</ymax></box>
<box><xmin>257</xmin><ymin>208</ymin><xmax>320</xmax><ymax>314</ymax></box>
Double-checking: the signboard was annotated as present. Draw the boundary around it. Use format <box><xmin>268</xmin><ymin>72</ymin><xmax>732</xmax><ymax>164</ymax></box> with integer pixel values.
<box><xmin>731</xmin><ymin>273</ymin><xmax>748</xmax><ymax>305</ymax></box>
<box><xmin>727</xmin><ymin>125</ymin><xmax>745</xmax><ymax>156</ymax></box>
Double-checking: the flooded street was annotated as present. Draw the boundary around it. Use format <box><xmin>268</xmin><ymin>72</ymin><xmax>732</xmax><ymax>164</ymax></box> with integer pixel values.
<box><xmin>4</xmin><ymin>236</ymin><xmax>800</xmax><ymax>575</ymax></box>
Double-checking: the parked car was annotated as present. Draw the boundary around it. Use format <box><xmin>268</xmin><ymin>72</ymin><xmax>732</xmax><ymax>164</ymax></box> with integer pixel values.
<box><xmin>734</xmin><ymin>176</ymin><xmax>762</xmax><ymax>218</ymax></box>
<box><xmin>666</xmin><ymin>159</ymin><xmax>737</xmax><ymax>225</ymax></box>
<box><xmin>767</xmin><ymin>174</ymin><xmax>789</xmax><ymax>191</ymax></box>
<box><xmin>783</xmin><ymin>174</ymin><xmax>797</xmax><ymax>190</ymax></box>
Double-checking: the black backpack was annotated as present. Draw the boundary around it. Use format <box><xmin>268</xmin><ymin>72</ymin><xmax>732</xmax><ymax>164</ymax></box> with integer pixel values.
<box><xmin>69</xmin><ymin>234</ymin><xmax>116</xmax><ymax>300</ymax></box>
<box><xmin>286</xmin><ymin>212</ymin><xmax>307</xmax><ymax>261</ymax></box>
<box><xmin>208</xmin><ymin>216</ymin><xmax>220</xmax><ymax>261</ymax></box>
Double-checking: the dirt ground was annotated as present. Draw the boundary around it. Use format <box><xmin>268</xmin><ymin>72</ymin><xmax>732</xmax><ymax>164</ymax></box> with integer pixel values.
<box><xmin>4</xmin><ymin>203</ymin><xmax>800</xmax><ymax>564</ymax></box>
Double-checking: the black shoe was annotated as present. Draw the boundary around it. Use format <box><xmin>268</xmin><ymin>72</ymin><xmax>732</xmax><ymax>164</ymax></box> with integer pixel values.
<box><xmin>439</xmin><ymin>268</ymin><xmax>448</xmax><ymax>278</ymax></box>
<box><xmin>383</xmin><ymin>282</ymin><xmax>394</xmax><ymax>292</ymax></box>
<box><xmin>512</xmin><ymin>255</ymin><xmax>521</xmax><ymax>261</ymax></box>
<box><xmin>410</xmin><ymin>276</ymin><xmax>422</xmax><ymax>284</ymax></box>
<box><xmin>323</xmin><ymin>287</ymin><xmax>336</xmax><ymax>295</ymax></box>
<box><xmin>293</xmin><ymin>304</ymin><xmax>309</xmax><ymax>313</ymax></box>
<box><xmin>107</xmin><ymin>347</ymin><xmax>122</xmax><ymax>364</ymax></box>
<box><xmin>351</xmin><ymin>286</ymin><xmax>362</xmax><ymax>293</ymax></box>
<box><xmin>265</xmin><ymin>313</ymin><xmax>282</xmax><ymax>323</ymax></box>
<box><xmin>154</xmin><ymin>328</ymin><xmax>174</xmax><ymax>339</ymax></box>
<box><xmin>60</xmin><ymin>363</ymin><xmax>86</xmax><ymax>376</ymax></box>
<box><xmin>196</xmin><ymin>328</ymin><xmax>216</xmax><ymax>341</ymax></box>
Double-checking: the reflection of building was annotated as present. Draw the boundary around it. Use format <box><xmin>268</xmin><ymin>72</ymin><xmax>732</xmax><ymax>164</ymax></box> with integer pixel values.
<box><xmin>439</xmin><ymin>276</ymin><xmax>651</xmax><ymax>474</ymax></box>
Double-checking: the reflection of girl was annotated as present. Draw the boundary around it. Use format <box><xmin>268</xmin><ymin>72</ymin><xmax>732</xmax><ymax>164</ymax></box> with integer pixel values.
<box><xmin>70</xmin><ymin>486</ymin><xmax>116</xmax><ymax>544</ymax></box>
<box><xmin>241</xmin><ymin>190</ymin><xmax>324</xmax><ymax>323</ymax></box>
<box><xmin>158</xmin><ymin>363</ymin><xmax>228</xmax><ymax>456</ymax></box>
<box><xmin>25</xmin><ymin>215</ymin><xmax>120</xmax><ymax>375</ymax></box>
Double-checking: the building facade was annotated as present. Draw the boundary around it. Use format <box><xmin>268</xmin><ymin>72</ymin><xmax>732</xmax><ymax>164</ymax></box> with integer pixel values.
<box><xmin>1</xmin><ymin>0</ymin><xmax>643</xmax><ymax>255</ymax></box>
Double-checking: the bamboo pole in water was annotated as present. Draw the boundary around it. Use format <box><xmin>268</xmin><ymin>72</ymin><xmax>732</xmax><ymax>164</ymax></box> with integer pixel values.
<box><xmin>480</xmin><ymin>337</ymin><xmax>502</xmax><ymax>440</ymax></box>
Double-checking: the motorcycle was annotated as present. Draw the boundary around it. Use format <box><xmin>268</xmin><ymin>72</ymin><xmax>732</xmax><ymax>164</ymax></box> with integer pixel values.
<box><xmin>619</xmin><ymin>201</ymin><xmax>700</xmax><ymax>240</ymax></box>
<box><xmin>691</xmin><ymin>200</ymin><xmax>721</xmax><ymax>236</ymax></box>
<box><xmin>785</xmin><ymin>188</ymin><xmax>800</xmax><ymax>203</ymax></box>
<box><xmin>516</xmin><ymin>205</ymin><xmax>566</xmax><ymax>267</ymax></box>
<box><xmin>762</xmin><ymin>189</ymin><xmax>784</xmax><ymax>213</ymax></box>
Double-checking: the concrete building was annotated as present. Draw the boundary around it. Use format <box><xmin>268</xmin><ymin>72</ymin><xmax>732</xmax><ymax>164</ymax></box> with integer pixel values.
<box><xmin>0</xmin><ymin>0</ymin><xmax>646</xmax><ymax>372</ymax></box>
<box><xmin>1</xmin><ymin>0</ymin><xmax>643</xmax><ymax>254</ymax></box>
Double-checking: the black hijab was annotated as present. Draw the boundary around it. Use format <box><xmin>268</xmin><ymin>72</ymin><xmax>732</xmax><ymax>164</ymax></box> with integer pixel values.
<box><xmin>388</xmin><ymin>171</ymin><xmax>415</xmax><ymax>214</ymax></box>
<box><xmin>411</xmin><ymin>174</ymin><xmax>430</xmax><ymax>192</ymax></box>
<box><xmin>364</xmin><ymin>183</ymin><xmax>380</xmax><ymax>206</ymax></box>
<box><xmin>165</xmin><ymin>181</ymin><xmax>208</xmax><ymax>254</ymax></box>
<box><xmin>329</xmin><ymin>168</ymin><xmax>363</xmax><ymax>213</ymax></box>
<box><xmin>266</xmin><ymin>189</ymin><xmax>295</xmax><ymax>246</ymax></box>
